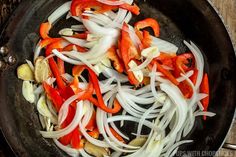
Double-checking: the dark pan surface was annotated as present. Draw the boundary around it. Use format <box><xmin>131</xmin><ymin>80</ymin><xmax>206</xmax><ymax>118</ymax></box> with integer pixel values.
<box><xmin>0</xmin><ymin>0</ymin><xmax>236</xmax><ymax>157</ymax></box>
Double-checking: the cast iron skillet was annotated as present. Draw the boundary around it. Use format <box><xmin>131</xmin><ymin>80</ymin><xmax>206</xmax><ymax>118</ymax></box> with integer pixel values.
<box><xmin>0</xmin><ymin>0</ymin><xmax>236</xmax><ymax>156</ymax></box>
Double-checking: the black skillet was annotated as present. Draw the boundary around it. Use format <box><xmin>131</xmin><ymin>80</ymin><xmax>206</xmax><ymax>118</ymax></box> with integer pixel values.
<box><xmin>0</xmin><ymin>0</ymin><xmax>236</xmax><ymax>156</ymax></box>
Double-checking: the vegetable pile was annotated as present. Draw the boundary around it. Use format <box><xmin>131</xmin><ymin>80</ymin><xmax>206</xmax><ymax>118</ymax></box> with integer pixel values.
<box><xmin>17</xmin><ymin>0</ymin><xmax>215</xmax><ymax>156</ymax></box>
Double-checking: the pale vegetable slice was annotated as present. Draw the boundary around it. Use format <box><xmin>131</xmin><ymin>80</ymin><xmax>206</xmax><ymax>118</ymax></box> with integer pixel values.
<box><xmin>84</xmin><ymin>141</ymin><xmax>110</xmax><ymax>157</ymax></box>
<box><xmin>129</xmin><ymin>137</ymin><xmax>147</xmax><ymax>147</ymax></box>
<box><xmin>17</xmin><ymin>64</ymin><xmax>34</xmax><ymax>81</ymax></box>
<box><xmin>128</xmin><ymin>60</ymin><xmax>144</xmax><ymax>83</ymax></box>
<box><xmin>22</xmin><ymin>81</ymin><xmax>35</xmax><ymax>103</ymax></box>
<box><xmin>59</xmin><ymin>28</ymin><xmax>74</xmax><ymax>36</ymax></box>
<box><xmin>34</xmin><ymin>56</ymin><xmax>51</xmax><ymax>83</ymax></box>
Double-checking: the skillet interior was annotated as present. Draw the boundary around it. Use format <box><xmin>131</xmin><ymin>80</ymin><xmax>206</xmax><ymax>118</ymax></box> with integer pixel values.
<box><xmin>0</xmin><ymin>0</ymin><xmax>236</xmax><ymax>156</ymax></box>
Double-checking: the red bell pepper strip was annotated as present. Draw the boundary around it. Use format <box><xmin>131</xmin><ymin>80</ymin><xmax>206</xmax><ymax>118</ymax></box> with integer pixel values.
<box><xmin>153</xmin><ymin>61</ymin><xmax>179</xmax><ymax>86</ymax></box>
<box><xmin>40</xmin><ymin>38</ymin><xmax>62</xmax><ymax>48</ymax></box>
<box><xmin>43</xmin><ymin>82</ymin><xmax>64</xmax><ymax>112</ymax></box>
<box><xmin>73</xmin><ymin>33</ymin><xmax>88</xmax><ymax>39</ymax></box>
<box><xmin>178</xmin><ymin>80</ymin><xmax>193</xmax><ymax>99</ymax></box>
<box><xmin>120</xmin><ymin>23</ymin><xmax>140</xmax><ymax>85</ymax></box>
<box><xmin>110</xmin><ymin>127</ymin><xmax>125</xmax><ymax>143</ymax></box>
<box><xmin>57</xmin><ymin>58</ymin><xmax>65</xmax><ymax>74</ymax></box>
<box><xmin>107</xmin><ymin>46</ymin><xmax>125</xmax><ymax>73</ymax></box>
<box><xmin>70</xmin><ymin>128</ymin><xmax>81</xmax><ymax>149</ymax></box>
<box><xmin>86</xmin><ymin>111</ymin><xmax>97</xmax><ymax>131</ymax></box>
<box><xmin>72</xmin><ymin>65</ymin><xmax>86</xmax><ymax>77</ymax></box>
<box><xmin>119</xmin><ymin>3</ymin><xmax>140</xmax><ymax>15</ymax></box>
<box><xmin>134</xmin><ymin>18</ymin><xmax>160</xmax><ymax>37</ymax></box>
<box><xmin>59</xmin><ymin>106</ymin><xmax>76</xmax><ymax>145</ymax></box>
<box><xmin>173</xmin><ymin>52</ymin><xmax>195</xmax><ymax>77</ymax></box>
<box><xmin>63</xmin><ymin>44</ymin><xmax>87</xmax><ymax>52</ymax></box>
<box><xmin>45</xmin><ymin>39</ymin><xmax>66</xmax><ymax>89</ymax></box>
<box><xmin>88</xmin><ymin>71</ymin><xmax>122</xmax><ymax>114</ymax></box>
<box><xmin>200</xmin><ymin>73</ymin><xmax>210</xmax><ymax>120</ymax></box>
<box><xmin>71</xmin><ymin>0</ymin><xmax>140</xmax><ymax>17</ymax></box>
<box><xmin>87</xmin><ymin>128</ymin><xmax>100</xmax><ymax>139</ymax></box>
<box><xmin>39</xmin><ymin>22</ymin><xmax>51</xmax><ymax>39</ymax></box>
<box><xmin>142</xmin><ymin>30</ymin><xmax>152</xmax><ymax>48</ymax></box>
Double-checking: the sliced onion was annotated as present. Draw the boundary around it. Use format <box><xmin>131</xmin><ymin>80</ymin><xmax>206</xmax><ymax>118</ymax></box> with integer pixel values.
<box><xmin>82</xmin><ymin>19</ymin><xmax>119</xmax><ymax>37</ymax></box>
<box><xmin>34</xmin><ymin>40</ymin><xmax>42</xmax><ymax>61</ymax></box>
<box><xmin>26</xmin><ymin>59</ymin><xmax>35</xmax><ymax>71</ymax></box>
<box><xmin>194</xmin><ymin>111</ymin><xmax>216</xmax><ymax>117</ymax></box>
<box><xmin>97</xmin><ymin>0</ymin><xmax>125</xmax><ymax>5</ymax></box>
<box><xmin>58</xmin><ymin>93</ymin><xmax>85</xmax><ymax>125</ymax></box>
<box><xmin>71</xmin><ymin>25</ymin><xmax>86</xmax><ymax>32</ymax></box>
<box><xmin>124</xmin><ymin>11</ymin><xmax>132</xmax><ymax>23</ymax></box>
<box><xmin>183</xmin><ymin>40</ymin><xmax>204</xmax><ymax>90</ymax></box>
<box><xmin>82</xmin><ymin>12</ymin><xmax>113</xmax><ymax>25</ymax></box>
<box><xmin>177</xmin><ymin>70</ymin><xmax>194</xmax><ymax>82</ymax></box>
<box><xmin>61</xmin><ymin>73</ymin><xmax>74</xmax><ymax>83</ymax></box>
<box><xmin>151</xmin><ymin>36</ymin><xmax>178</xmax><ymax>53</ymax></box>
<box><xmin>53</xmin><ymin>139</ymin><xmax>79</xmax><ymax>157</ymax></box>
<box><xmin>102</xmin><ymin>67</ymin><xmax>128</xmax><ymax>83</ymax></box>
<box><xmin>48</xmin><ymin>1</ymin><xmax>72</xmax><ymax>24</ymax></box>
<box><xmin>137</xmin><ymin>105</ymin><xmax>158</xmax><ymax>137</ymax></box>
<box><xmin>63</xmin><ymin>36</ymin><xmax>87</xmax><ymax>47</ymax></box>
<box><xmin>164</xmin><ymin>140</ymin><xmax>193</xmax><ymax>157</ymax></box>
<box><xmin>40</xmin><ymin>101</ymin><xmax>84</xmax><ymax>138</ymax></box>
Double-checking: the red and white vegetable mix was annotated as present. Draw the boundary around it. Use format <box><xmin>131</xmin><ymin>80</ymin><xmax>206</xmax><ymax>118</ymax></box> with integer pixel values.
<box><xmin>17</xmin><ymin>0</ymin><xmax>215</xmax><ymax>156</ymax></box>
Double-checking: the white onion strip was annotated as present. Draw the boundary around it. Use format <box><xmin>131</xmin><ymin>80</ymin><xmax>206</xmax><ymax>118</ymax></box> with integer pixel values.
<box><xmin>48</xmin><ymin>1</ymin><xmax>72</xmax><ymax>24</ymax></box>
<box><xmin>40</xmin><ymin>101</ymin><xmax>84</xmax><ymax>138</ymax></box>
<box><xmin>97</xmin><ymin>0</ymin><xmax>125</xmax><ymax>5</ymax></box>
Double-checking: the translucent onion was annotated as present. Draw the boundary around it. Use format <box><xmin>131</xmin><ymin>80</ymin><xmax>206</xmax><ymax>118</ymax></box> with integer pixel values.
<box><xmin>53</xmin><ymin>139</ymin><xmax>79</xmax><ymax>157</ymax></box>
<box><xmin>40</xmin><ymin>101</ymin><xmax>84</xmax><ymax>138</ymax></box>
<box><xmin>97</xmin><ymin>0</ymin><xmax>125</xmax><ymax>5</ymax></box>
<box><xmin>48</xmin><ymin>1</ymin><xmax>72</xmax><ymax>24</ymax></box>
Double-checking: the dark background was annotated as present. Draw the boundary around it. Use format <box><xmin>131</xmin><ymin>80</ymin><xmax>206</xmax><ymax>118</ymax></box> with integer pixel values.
<box><xmin>1</xmin><ymin>1</ymin><xmax>21</xmax><ymax>157</ymax></box>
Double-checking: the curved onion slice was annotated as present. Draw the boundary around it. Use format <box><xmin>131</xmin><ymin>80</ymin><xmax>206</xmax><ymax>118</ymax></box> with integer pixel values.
<box><xmin>48</xmin><ymin>1</ymin><xmax>72</xmax><ymax>24</ymax></box>
<box><xmin>151</xmin><ymin>36</ymin><xmax>178</xmax><ymax>53</ymax></box>
<box><xmin>53</xmin><ymin>139</ymin><xmax>79</xmax><ymax>157</ymax></box>
<box><xmin>183</xmin><ymin>41</ymin><xmax>204</xmax><ymax>90</ymax></box>
<box><xmin>97</xmin><ymin>0</ymin><xmax>125</xmax><ymax>5</ymax></box>
<box><xmin>83</xmin><ymin>19</ymin><xmax>119</xmax><ymax>37</ymax></box>
<box><xmin>40</xmin><ymin>101</ymin><xmax>84</xmax><ymax>138</ymax></box>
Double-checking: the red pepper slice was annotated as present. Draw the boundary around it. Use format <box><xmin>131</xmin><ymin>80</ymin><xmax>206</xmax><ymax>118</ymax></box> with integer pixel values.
<box><xmin>45</xmin><ymin>39</ymin><xmax>66</xmax><ymax>89</ymax></box>
<box><xmin>40</xmin><ymin>38</ymin><xmax>62</xmax><ymax>48</ymax></box>
<box><xmin>70</xmin><ymin>128</ymin><xmax>81</xmax><ymax>149</ymax></box>
<box><xmin>134</xmin><ymin>18</ymin><xmax>160</xmax><ymax>37</ymax></box>
<box><xmin>72</xmin><ymin>65</ymin><xmax>86</xmax><ymax>77</ymax></box>
<box><xmin>178</xmin><ymin>80</ymin><xmax>193</xmax><ymax>98</ymax></box>
<box><xmin>88</xmin><ymin>70</ymin><xmax>122</xmax><ymax>114</ymax></box>
<box><xmin>39</xmin><ymin>22</ymin><xmax>51</xmax><ymax>39</ymax></box>
<box><xmin>57</xmin><ymin>58</ymin><xmax>65</xmax><ymax>75</ymax></box>
<box><xmin>110</xmin><ymin>127</ymin><xmax>125</xmax><ymax>143</ymax></box>
<box><xmin>153</xmin><ymin>61</ymin><xmax>179</xmax><ymax>86</ymax></box>
<box><xmin>87</xmin><ymin>128</ymin><xmax>100</xmax><ymax>139</ymax></box>
<box><xmin>142</xmin><ymin>30</ymin><xmax>152</xmax><ymax>48</ymax></box>
<box><xmin>86</xmin><ymin>111</ymin><xmax>96</xmax><ymax>131</ymax></box>
<box><xmin>71</xmin><ymin>0</ymin><xmax>140</xmax><ymax>16</ymax></box>
<box><xmin>43</xmin><ymin>82</ymin><xmax>64</xmax><ymax>112</ymax></box>
<box><xmin>63</xmin><ymin>44</ymin><xmax>87</xmax><ymax>52</ymax></box>
<box><xmin>173</xmin><ymin>52</ymin><xmax>195</xmax><ymax>77</ymax></box>
<box><xmin>200</xmin><ymin>73</ymin><xmax>210</xmax><ymax>120</ymax></box>
<box><xmin>59</xmin><ymin>106</ymin><xmax>76</xmax><ymax>145</ymax></box>
<box><xmin>120</xmin><ymin>23</ymin><xmax>140</xmax><ymax>85</ymax></box>
<box><xmin>73</xmin><ymin>32</ymin><xmax>88</xmax><ymax>39</ymax></box>
<box><xmin>107</xmin><ymin>46</ymin><xmax>125</xmax><ymax>73</ymax></box>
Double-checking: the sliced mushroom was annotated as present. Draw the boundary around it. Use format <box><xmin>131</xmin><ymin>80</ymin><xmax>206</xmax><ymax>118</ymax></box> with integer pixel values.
<box><xmin>22</xmin><ymin>81</ymin><xmax>35</xmax><ymax>103</ymax></box>
<box><xmin>84</xmin><ymin>141</ymin><xmax>110</xmax><ymax>157</ymax></box>
<box><xmin>35</xmin><ymin>56</ymin><xmax>51</xmax><ymax>83</ymax></box>
<box><xmin>17</xmin><ymin>64</ymin><xmax>34</xmax><ymax>81</ymax></box>
<box><xmin>128</xmin><ymin>137</ymin><xmax>147</xmax><ymax>147</ymax></box>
